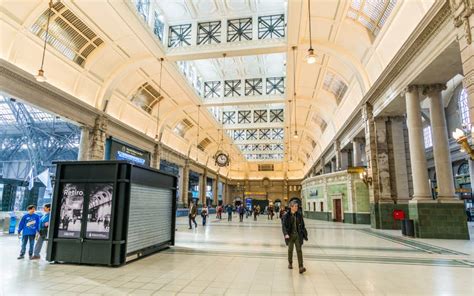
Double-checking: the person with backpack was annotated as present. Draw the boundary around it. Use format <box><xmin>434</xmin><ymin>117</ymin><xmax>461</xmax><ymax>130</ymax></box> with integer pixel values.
<box><xmin>17</xmin><ymin>205</ymin><xmax>40</xmax><ymax>259</ymax></box>
<box><xmin>281</xmin><ymin>200</ymin><xmax>308</xmax><ymax>274</ymax></box>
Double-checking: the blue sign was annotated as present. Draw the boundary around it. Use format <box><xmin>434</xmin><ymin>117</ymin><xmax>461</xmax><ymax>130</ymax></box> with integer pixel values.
<box><xmin>116</xmin><ymin>150</ymin><xmax>146</xmax><ymax>165</ymax></box>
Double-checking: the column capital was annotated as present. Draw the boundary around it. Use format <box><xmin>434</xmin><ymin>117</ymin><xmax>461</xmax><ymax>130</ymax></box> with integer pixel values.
<box><xmin>402</xmin><ymin>85</ymin><xmax>420</xmax><ymax>96</ymax></box>
<box><xmin>361</xmin><ymin>103</ymin><xmax>373</xmax><ymax>121</ymax></box>
<box><xmin>422</xmin><ymin>84</ymin><xmax>447</xmax><ymax>96</ymax></box>
<box><xmin>352</xmin><ymin>137</ymin><xmax>365</xmax><ymax>143</ymax></box>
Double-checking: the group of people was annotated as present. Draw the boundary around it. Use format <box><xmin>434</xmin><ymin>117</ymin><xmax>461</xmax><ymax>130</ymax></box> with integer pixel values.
<box><xmin>187</xmin><ymin>200</ymin><xmax>308</xmax><ymax>274</ymax></box>
<box><xmin>17</xmin><ymin>204</ymin><xmax>51</xmax><ymax>260</ymax></box>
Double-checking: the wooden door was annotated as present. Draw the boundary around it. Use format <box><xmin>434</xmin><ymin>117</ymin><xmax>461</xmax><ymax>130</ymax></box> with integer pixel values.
<box><xmin>334</xmin><ymin>199</ymin><xmax>342</xmax><ymax>222</ymax></box>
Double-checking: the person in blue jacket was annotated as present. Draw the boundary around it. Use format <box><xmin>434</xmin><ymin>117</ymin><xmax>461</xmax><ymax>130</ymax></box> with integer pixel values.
<box><xmin>32</xmin><ymin>203</ymin><xmax>51</xmax><ymax>259</ymax></box>
<box><xmin>17</xmin><ymin>205</ymin><xmax>40</xmax><ymax>259</ymax></box>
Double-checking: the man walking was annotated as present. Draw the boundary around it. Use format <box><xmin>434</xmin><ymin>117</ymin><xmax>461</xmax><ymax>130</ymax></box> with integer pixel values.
<box><xmin>188</xmin><ymin>201</ymin><xmax>198</xmax><ymax>229</ymax></box>
<box><xmin>281</xmin><ymin>201</ymin><xmax>308</xmax><ymax>274</ymax></box>
<box><xmin>32</xmin><ymin>204</ymin><xmax>51</xmax><ymax>259</ymax></box>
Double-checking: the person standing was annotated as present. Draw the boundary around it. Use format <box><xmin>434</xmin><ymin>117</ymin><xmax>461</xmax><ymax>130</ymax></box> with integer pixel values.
<box><xmin>31</xmin><ymin>204</ymin><xmax>51</xmax><ymax>260</ymax></box>
<box><xmin>253</xmin><ymin>205</ymin><xmax>258</xmax><ymax>221</ymax></box>
<box><xmin>17</xmin><ymin>205</ymin><xmax>40</xmax><ymax>259</ymax></box>
<box><xmin>281</xmin><ymin>200</ymin><xmax>308</xmax><ymax>274</ymax></box>
<box><xmin>188</xmin><ymin>201</ymin><xmax>198</xmax><ymax>229</ymax></box>
<box><xmin>201</xmin><ymin>205</ymin><xmax>208</xmax><ymax>226</ymax></box>
<box><xmin>238</xmin><ymin>205</ymin><xmax>244</xmax><ymax>222</ymax></box>
<box><xmin>226</xmin><ymin>204</ymin><xmax>233</xmax><ymax>221</ymax></box>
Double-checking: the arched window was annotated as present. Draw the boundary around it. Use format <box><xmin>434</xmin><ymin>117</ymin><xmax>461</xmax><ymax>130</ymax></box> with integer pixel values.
<box><xmin>423</xmin><ymin>125</ymin><xmax>432</xmax><ymax>148</ymax></box>
<box><xmin>458</xmin><ymin>162</ymin><xmax>470</xmax><ymax>175</ymax></box>
<box><xmin>347</xmin><ymin>0</ymin><xmax>397</xmax><ymax>37</ymax></box>
<box><xmin>458</xmin><ymin>89</ymin><xmax>470</xmax><ymax>126</ymax></box>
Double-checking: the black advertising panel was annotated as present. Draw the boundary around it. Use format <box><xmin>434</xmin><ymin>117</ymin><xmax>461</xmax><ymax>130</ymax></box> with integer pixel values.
<box><xmin>58</xmin><ymin>183</ymin><xmax>85</xmax><ymax>238</ymax></box>
<box><xmin>86</xmin><ymin>183</ymin><xmax>113</xmax><ymax>239</ymax></box>
<box><xmin>107</xmin><ymin>138</ymin><xmax>151</xmax><ymax>166</ymax></box>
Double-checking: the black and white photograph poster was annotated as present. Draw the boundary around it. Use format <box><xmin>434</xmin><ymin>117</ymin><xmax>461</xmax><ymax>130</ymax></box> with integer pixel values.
<box><xmin>58</xmin><ymin>183</ymin><xmax>85</xmax><ymax>238</ymax></box>
<box><xmin>86</xmin><ymin>183</ymin><xmax>113</xmax><ymax>239</ymax></box>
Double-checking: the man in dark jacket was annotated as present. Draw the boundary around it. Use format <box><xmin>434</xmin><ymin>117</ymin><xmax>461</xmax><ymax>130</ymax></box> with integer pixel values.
<box><xmin>188</xmin><ymin>201</ymin><xmax>198</xmax><ymax>229</ymax></box>
<box><xmin>281</xmin><ymin>200</ymin><xmax>308</xmax><ymax>274</ymax></box>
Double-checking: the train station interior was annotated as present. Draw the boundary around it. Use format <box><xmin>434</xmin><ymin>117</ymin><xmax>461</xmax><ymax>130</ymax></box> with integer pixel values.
<box><xmin>0</xmin><ymin>0</ymin><xmax>473</xmax><ymax>295</ymax></box>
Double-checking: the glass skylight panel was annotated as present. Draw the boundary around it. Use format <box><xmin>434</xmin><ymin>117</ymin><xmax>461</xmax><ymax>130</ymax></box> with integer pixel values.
<box><xmin>347</xmin><ymin>0</ymin><xmax>397</xmax><ymax>37</ymax></box>
<box><xmin>30</xmin><ymin>2</ymin><xmax>104</xmax><ymax>67</ymax></box>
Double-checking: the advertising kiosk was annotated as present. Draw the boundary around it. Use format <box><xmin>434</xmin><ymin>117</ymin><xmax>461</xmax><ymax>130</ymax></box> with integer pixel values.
<box><xmin>46</xmin><ymin>161</ymin><xmax>176</xmax><ymax>266</ymax></box>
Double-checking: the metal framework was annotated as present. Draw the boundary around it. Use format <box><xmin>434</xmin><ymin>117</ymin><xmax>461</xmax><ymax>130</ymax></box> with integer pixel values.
<box><xmin>224</xmin><ymin>80</ymin><xmax>242</xmax><ymax>97</ymax></box>
<box><xmin>245</xmin><ymin>78</ymin><xmax>263</xmax><ymax>96</ymax></box>
<box><xmin>258</xmin><ymin>14</ymin><xmax>285</xmax><ymax>39</ymax></box>
<box><xmin>266</xmin><ymin>77</ymin><xmax>285</xmax><ymax>95</ymax></box>
<box><xmin>168</xmin><ymin>24</ymin><xmax>192</xmax><ymax>47</ymax></box>
<box><xmin>197</xmin><ymin>21</ymin><xmax>221</xmax><ymax>45</ymax></box>
<box><xmin>0</xmin><ymin>97</ymin><xmax>79</xmax><ymax>179</ymax></box>
<box><xmin>204</xmin><ymin>81</ymin><xmax>221</xmax><ymax>99</ymax></box>
<box><xmin>227</xmin><ymin>18</ymin><xmax>252</xmax><ymax>42</ymax></box>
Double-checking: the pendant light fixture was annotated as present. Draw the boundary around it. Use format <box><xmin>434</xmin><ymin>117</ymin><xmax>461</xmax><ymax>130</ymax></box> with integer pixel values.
<box><xmin>305</xmin><ymin>0</ymin><xmax>316</xmax><ymax>64</ymax></box>
<box><xmin>35</xmin><ymin>0</ymin><xmax>53</xmax><ymax>82</ymax></box>
<box><xmin>292</xmin><ymin>46</ymin><xmax>298</xmax><ymax>139</ymax></box>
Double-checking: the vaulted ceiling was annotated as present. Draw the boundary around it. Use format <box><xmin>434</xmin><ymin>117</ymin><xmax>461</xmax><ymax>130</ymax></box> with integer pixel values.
<box><xmin>0</xmin><ymin>0</ymin><xmax>437</xmax><ymax>179</ymax></box>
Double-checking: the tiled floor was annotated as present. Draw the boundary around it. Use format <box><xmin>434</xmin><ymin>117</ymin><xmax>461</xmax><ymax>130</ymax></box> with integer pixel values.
<box><xmin>1</xmin><ymin>215</ymin><xmax>473</xmax><ymax>295</ymax></box>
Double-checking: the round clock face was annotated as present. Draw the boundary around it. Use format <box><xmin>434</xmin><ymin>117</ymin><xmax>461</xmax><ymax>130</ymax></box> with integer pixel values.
<box><xmin>216</xmin><ymin>153</ymin><xmax>229</xmax><ymax>167</ymax></box>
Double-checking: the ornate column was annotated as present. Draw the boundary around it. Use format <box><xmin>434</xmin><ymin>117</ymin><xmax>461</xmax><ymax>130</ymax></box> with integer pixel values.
<box><xmin>424</xmin><ymin>84</ymin><xmax>457</xmax><ymax>200</ymax></box>
<box><xmin>390</xmin><ymin>117</ymin><xmax>410</xmax><ymax>202</ymax></box>
<box><xmin>334</xmin><ymin>141</ymin><xmax>341</xmax><ymax>171</ymax></box>
<box><xmin>151</xmin><ymin>143</ymin><xmax>161</xmax><ymax>169</ymax></box>
<box><xmin>181</xmin><ymin>162</ymin><xmax>189</xmax><ymax>207</ymax></box>
<box><xmin>404</xmin><ymin>86</ymin><xmax>432</xmax><ymax>200</ymax></box>
<box><xmin>89</xmin><ymin>115</ymin><xmax>108</xmax><ymax>160</ymax></box>
<box><xmin>352</xmin><ymin>138</ymin><xmax>364</xmax><ymax>167</ymax></box>
<box><xmin>362</xmin><ymin>103</ymin><xmax>380</xmax><ymax>204</ymax></box>
<box><xmin>213</xmin><ymin>175</ymin><xmax>219</xmax><ymax>206</ymax></box>
<box><xmin>374</xmin><ymin>117</ymin><xmax>392</xmax><ymax>203</ymax></box>
<box><xmin>199</xmin><ymin>170</ymin><xmax>207</xmax><ymax>206</ymax></box>
<box><xmin>450</xmin><ymin>0</ymin><xmax>474</xmax><ymax>122</ymax></box>
<box><xmin>78</xmin><ymin>126</ymin><xmax>90</xmax><ymax>161</ymax></box>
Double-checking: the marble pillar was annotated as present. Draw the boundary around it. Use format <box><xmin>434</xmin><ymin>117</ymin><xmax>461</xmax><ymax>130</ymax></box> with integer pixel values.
<box><xmin>352</xmin><ymin>138</ymin><xmax>363</xmax><ymax>167</ymax></box>
<box><xmin>424</xmin><ymin>84</ymin><xmax>457</xmax><ymax>200</ymax></box>
<box><xmin>374</xmin><ymin>117</ymin><xmax>392</xmax><ymax>203</ymax></box>
<box><xmin>213</xmin><ymin>175</ymin><xmax>219</xmax><ymax>206</ymax></box>
<box><xmin>404</xmin><ymin>86</ymin><xmax>432</xmax><ymax>200</ymax></box>
<box><xmin>199</xmin><ymin>171</ymin><xmax>207</xmax><ymax>206</ymax></box>
<box><xmin>181</xmin><ymin>163</ymin><xmax>189</xmax><ymax>207</ymax></box>
<box><xmin>78</xmin><ymin>126</ymin><xmax>89</xmax><ymax>161</ymax></box>
<box><xmin>390</xmin><ymin>117</ymin><xmax>410</xmax><ymax>202</ymax></box>
<box><xmin>334</xmin><ymin>141</ymin><xmax>341</xmax><ymax>171</ymax></box>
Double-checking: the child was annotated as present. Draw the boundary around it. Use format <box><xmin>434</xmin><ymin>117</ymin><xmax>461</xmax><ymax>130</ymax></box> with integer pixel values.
<box><xmin>17</xmin><ymin>205</ymin><xmax>40</xmax><ymax>259</ymax></box>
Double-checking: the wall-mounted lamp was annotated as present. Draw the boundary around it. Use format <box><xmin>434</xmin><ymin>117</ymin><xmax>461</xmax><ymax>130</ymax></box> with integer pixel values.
<box><xmin>452</xmin><ymin>127</ymin><xmax>474</xmax><ymax>160</ymax></box>
<box><xmin>359</xmin><ymin>170</ymin><xmax>372</xmax><ymax>186</ymax></box>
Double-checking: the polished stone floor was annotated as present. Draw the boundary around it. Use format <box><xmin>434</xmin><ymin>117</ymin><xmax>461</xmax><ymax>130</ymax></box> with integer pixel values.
<box><xmin>1</xmin><ymin>214</ymin><xmax>473</xmax><ymax>296</ymax></box>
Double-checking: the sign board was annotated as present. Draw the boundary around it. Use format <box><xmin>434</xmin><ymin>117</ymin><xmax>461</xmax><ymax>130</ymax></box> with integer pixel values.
<box><xmin>106</xmin><ymin>138</ymin><xmax>151</xmax><ymax>166</ymax></box>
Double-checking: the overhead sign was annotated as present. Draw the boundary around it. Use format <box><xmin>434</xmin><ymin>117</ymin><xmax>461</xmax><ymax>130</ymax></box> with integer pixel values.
<box><xmin>106</xmin><ymin>138</ymin><xmax>151</xmax><ymax>166</ymax></box>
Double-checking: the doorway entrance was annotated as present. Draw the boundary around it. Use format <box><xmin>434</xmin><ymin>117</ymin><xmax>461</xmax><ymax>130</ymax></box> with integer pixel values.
<box><xmin>333</xmin><ymin>199</ymin><xmax>343</xmax><ymax>222</ymax></box>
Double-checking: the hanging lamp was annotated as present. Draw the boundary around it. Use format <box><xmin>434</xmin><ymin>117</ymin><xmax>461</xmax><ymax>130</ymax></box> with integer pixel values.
<box><xmin>292</xmin><ymin>46</ymin><xmax>299</xmax><ymax>139</ymax></box>
<box><xmin>305</xmin><ymin>0</ymin><xmax>316</xmax><ymax>64</ymax></box>
<box><xmin>35</xmin><ymin>0</ymin><xmax>53</xmax><ymax>82</ymax></box>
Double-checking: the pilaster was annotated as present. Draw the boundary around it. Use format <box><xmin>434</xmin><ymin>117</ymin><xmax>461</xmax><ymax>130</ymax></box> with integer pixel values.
<box><xmin>78</xmin><ymin>126</ymin><xmax>90</xmax><ymax>161</ymax></box>
<box><xmin>151</xmin><ymin>143</ymin><xmax>161</xmax><ymax>169</ymax></box>
<box><xmin>89</xmin><ymin>115</ymin><xmax>107</xmax><ymax>160</ymax></box>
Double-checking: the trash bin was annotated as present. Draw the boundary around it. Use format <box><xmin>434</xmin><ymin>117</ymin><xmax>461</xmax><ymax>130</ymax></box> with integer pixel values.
<box><xmin>401</xmin><ymin>219</ymin><xmax>414</xmax><ymax>237</ymax></box>
<box><xmin>2</xmin><ymin>213</ymin><xmax>17</xmax><ymax>234</ymax></box>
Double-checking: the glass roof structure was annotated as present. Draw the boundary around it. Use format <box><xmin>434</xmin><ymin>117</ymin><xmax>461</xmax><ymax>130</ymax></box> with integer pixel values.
<box><xmin>132</xmin><ymin>0</ymin><xmax>288</xmax><ymax>161</ymax></box>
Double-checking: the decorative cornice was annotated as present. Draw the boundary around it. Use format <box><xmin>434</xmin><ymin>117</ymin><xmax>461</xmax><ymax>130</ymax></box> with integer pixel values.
<box><xmin>449</xmin><ymin>0</ymin><xmax>473</xmax><ymax>43</ymax></box>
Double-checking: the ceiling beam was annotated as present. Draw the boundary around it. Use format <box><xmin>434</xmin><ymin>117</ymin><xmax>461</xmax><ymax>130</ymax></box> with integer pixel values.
<box><xmin>165</xmin><ymin>40</ymin><xmax>287</xmax><ymax>62</ymax></box>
